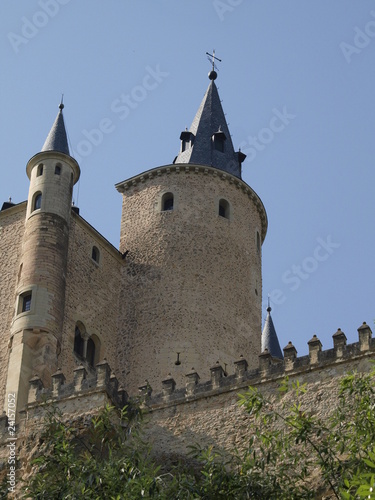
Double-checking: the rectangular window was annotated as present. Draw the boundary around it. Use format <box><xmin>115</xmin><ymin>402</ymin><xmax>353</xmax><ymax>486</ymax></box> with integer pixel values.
<box><xmin>21</xmin><ymin>293</ymin><xmax>32</xmax><ymax>312</ymax></box>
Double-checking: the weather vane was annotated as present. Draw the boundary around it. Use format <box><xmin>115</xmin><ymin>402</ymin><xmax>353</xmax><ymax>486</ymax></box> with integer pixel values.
<box><xmin>206</xmin><ymin>50</ymin><xmax>221</xmax><ymax>80</ymax></box>
<box><xmin>206</xmin><ymin>50</ymin><xmax>222</xmax><ymax>71</ymax></box>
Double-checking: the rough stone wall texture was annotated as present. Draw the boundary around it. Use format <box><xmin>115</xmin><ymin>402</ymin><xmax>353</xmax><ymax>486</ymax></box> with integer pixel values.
<box><xmin>141</xmin><ymin>354</ymin><xmax>375</xmax><ymax>461</ymax></box>
<box><xmin>12</xmin><ymin>211</ymin><xmax>69</xmax><ymax>339</ymax></box>
<box><xmin>118</xmin><ymin>165</ymin><xmax>266</xmax><ymax>394</ymax></box>
<box><xmin>58</xmin><ymin>213</ymin><xmax>124</xmax><ymax>384</ymax></box>
<box><xmin>0</xmin><ymin>205</ymin><xmax>26</xmax><ymax>411</ymax></box>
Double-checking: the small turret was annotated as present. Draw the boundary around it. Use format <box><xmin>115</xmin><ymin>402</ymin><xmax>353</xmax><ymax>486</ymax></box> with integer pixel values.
<box><xmin>5</xmin><ymin>103</ymin><xmax>80</xmax><ymax>418</ymax></box>
<box><xmin>261</xmin><ymin>304</ymin><xmax>283</xmax><ymax>359</ymax></box>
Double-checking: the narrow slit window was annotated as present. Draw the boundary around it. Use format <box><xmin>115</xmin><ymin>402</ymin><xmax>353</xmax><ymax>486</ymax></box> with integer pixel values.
<box><xmin>55</xmin><ymin>165</ymin><xmax>61</xmax><ymax>175</ymax></box>
<box><xmin>92</xmin><ymin>246</ymin><xmax>100</xmax><ymax>263</ymax></box>
<box><xmin>162</xmin><ymin>192</ymin><xmax>174</xmax><ymax>212</ymax></box>
<box><xmin>257</xmin><ymin>231</ymin><xmax>261</xmax><ymax>253</ymax></box>
<box><xmin>37</xmin><ymin>164</ymin><xmax>43</xmax><ymax>177</ymax></box>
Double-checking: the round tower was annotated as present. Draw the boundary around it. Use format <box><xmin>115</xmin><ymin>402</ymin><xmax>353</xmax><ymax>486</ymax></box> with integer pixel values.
<box><xmin>116</xmin><ymin>73</ymin><xmax>267</xmax><ymax>393</ymax></box>
<box><xmin>6</xmin><ymin>104</ymin><xmax>80</xmax><ymax>414</ymax></box>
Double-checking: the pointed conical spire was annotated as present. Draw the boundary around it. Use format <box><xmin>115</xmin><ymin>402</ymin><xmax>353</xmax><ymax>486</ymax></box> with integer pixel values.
<box><xmin>41</xmin><ymin>102</ymin><xmax>70</xmax><ymax>155</ymax></box>
<box><xmin>174</xmin><ymin>72</ymin><xmax>246</xmax><ymax>178</ymax></box>
<box><xmin>261</xmin><ymin>304</ymin><xmax>283</xmax><ymax>359</ymax></box>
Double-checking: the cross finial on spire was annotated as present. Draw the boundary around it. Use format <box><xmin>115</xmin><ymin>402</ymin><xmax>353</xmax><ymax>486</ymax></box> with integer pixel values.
<box><xmin>206</xmin><ymin>50</ymin><xmax>221</xmax><ymax>80</ymax></box>
<box><xmin>267</xmin><ymin>294</ymin><xmax>271</xmax><ymax>313</ymax></box>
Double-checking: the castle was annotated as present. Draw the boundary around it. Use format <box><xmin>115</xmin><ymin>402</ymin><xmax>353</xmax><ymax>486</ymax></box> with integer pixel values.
<box><xmin>0</xmin><ymin>67</ymin><xmax>373</xmax><ymax>475</ymax></box>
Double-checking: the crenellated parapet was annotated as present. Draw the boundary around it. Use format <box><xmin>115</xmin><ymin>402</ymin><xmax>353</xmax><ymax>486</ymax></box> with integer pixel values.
<box><xmin>138</xmin><ymin>322</ymin><xmax>374</xmax><ymax>410</ymax></box>
<box><xmin>24</xmin><ymin>360</ymin><xmax>127</xmax><ymax>416</ymax></box>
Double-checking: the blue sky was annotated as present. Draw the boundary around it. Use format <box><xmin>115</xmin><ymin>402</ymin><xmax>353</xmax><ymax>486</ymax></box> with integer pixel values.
<box><xmin>1</xmin><ymin>1</ymin><xmax>374</xmax><ymax>363</ymax></box>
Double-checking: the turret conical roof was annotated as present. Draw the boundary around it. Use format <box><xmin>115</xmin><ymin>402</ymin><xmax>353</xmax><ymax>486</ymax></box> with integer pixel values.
<box><xmin>261</xmin><ymin>306</ymin><xmax>283</xmax><ymax>359</ymax></box>
<box><xmin>174</xmin><ymin>73</ymin><xmax>245</xmax><ymax>178</ymax></box>
<box><xmin>41</xmin><ymin>103</ymin><xmax>70</xmax><ymax>155</ymax></box>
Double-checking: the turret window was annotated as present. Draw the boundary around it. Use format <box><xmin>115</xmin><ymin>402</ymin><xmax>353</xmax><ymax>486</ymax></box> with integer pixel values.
<box><xmin>55</xmin><ymin>165</ymin><xmax>61</xmax><ymax>175</ymax></box>
<box><xmin>218</xmin><ymin>198</ymin><xmax>230</xmax><ymax>219</ymax></box>
<box><xmin>21</xmin><ymin>293</ymin><xmax>32</xmax><ymax>312</ymax></box>
<box><xmin>161</xmin><ymin>192</ymin><xmax>174</xmax><ymax>212</ymax></box>
<box><xmin>33</xmin><ymin>192</ymin><xmax>42</xmax><ymax>211</ymax></box>
<box><xmin>37</xmin><ymin>164</ymin><xmax>43</xmax><ymax>177</ymax></box>
<box><xmin>17</xmin><ymin>290</ymin><xmax>33</xmax><ymax>315</ymax></box>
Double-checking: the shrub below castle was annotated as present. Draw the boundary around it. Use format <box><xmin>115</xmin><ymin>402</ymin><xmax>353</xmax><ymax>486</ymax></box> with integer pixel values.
<box><xmin>21</xmin><ymin>367</ymin><xmax>375</xmax><ymax>499</ymax></box>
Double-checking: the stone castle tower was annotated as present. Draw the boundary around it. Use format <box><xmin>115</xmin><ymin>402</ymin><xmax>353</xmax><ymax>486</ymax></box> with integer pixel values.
<box><xmin>1</xmin><ymin>68</ymin><xmax>373</xmax><ymax>494</ymax></box>
<box><xmin>116</xmin><ymin>69</ymin><xmax>268</xmax><ymax>391</ymax></box>
<box><xmin>3</xmin><ymin>104</ymin><xmax>80</xmax><ymax>414</ymax></box>
<box><xmin>0</xmin><ymin>69</ymin><xmax>272</xmax><ymax>418</ymax></box>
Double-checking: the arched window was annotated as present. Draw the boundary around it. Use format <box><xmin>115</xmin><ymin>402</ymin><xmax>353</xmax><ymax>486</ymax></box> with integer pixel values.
<box><xmin>55</xmin><ymin>165</ymin><xmax>61</xmax><ymax>175</ymax></box>
<box><xmin>161</xmin><ymin>192</ymin><xmax>174</xmax><ymax>212</ymax></box>
<box><xmin>74</xmin><ymin>323</ymin><xmax>100</xmax><ymax>367</ymax></box>
<box><xmin>74</xmin><ymin>325</ymin><xmax>85</xmax><ymax>358</ymax></box>
<box><xmin>86</xmin><ymin>337</ymin><xmax>96</xmax><ymax>367</ymax></box>
<box><xmin>37</xmin><ymin>164</ymin><xmax>43</xmax><ymax>177</ymax></box>
<box><xmin>92</xmin><ymin>246</ymin><xmax>100</xmax><ymax>263</ymax></box>
<box><xmin>33</xmin><ymin>192</ymin><xmax>42</xmax><ymax>211</ymax></box>
<box><xmin>218</xmin><ymin>198</ymin><xmax>230</xmax><ymax>219</ymax></box>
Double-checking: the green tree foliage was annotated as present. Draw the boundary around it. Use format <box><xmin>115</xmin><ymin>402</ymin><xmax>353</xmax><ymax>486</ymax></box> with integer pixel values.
<box><xmin>23</xmin><ymin>367</ymin><xmax>375</xmax><ymax>499</ymax></box>
<box><xmin>237</xmin><ymin>367</ymin><xmax>375</xmax><ymax>499</ymax></box>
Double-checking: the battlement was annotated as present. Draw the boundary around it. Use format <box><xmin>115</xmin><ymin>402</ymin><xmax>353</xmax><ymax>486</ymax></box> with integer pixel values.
<box><xmin>0</xmin><ymin>360</ymin><xmax>127</xmax><ymax>438</ymax></box>
<box><xmin>26</xmin><ymin>360</ymin><xmax>126</xmax><ymax>408</ymax></box>
<box><xmin>0</xmin><ymin>323</ymin><xmax>372</xmax><ymax>441</ymax></box>
<box><xmin>138</xmin><ymin>322</ymin><xmax>374</xmax><ymax>410</ymax></box>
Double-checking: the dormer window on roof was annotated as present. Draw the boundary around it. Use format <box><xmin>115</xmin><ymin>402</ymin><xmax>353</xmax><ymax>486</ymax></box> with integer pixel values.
<box><xmin>173</xmin><ymin>69</ymin><xmax>243</xmax><ymax>177</ymax></box>
<box><xmin>212</xmin><ymin>129</ymin><xmax>226</xmax><ymax>153</ymax></box>
<box><xmin>180</xmin><ymin>130</ymin><xmax>195</xmax><ymax>153</ymax></box>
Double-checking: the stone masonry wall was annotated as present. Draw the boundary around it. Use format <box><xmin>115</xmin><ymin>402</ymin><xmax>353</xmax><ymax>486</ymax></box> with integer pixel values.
<box><xmin>140</xmin><ymin>326</ymin><xmax>375</xmax><ymax>461</ymax></box>
<box><xmin>0</xmin><ymin>204</ymin><xmax>26</xmax><ymax>412</ymax></box>
<box><xmin>58</xmin><ymin>212</ymin><xmax>124</xmax><ymax>385</ymax></box>
<box><xmin>117</xmin><ymin>164</ymin><xmax>267</xmax><ymax>394</ymax></box>
<box><xmin>0</xmin><ymin>325</ymin><xmax>372</xmax><ymax>496</ymax></box>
